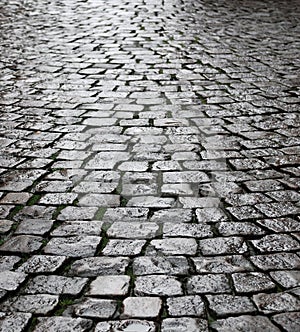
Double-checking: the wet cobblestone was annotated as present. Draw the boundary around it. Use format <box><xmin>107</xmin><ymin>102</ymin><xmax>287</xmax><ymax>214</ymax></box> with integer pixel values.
<box><xmin>0</xmin><ymin>0</ymin><xmax>299</xmax><ymax>330</ymax></box>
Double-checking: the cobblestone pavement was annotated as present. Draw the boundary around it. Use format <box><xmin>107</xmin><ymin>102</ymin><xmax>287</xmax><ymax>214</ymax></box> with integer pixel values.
<box><xmin>0</xmin><ymin>0</ymin><xmax>300</xmax><ymax>331</ymax></box>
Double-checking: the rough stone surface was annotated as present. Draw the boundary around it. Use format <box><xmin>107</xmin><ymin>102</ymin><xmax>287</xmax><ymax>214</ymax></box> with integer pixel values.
<box><xmin>0</xmin><ymin>0</ymin><xmax>299</xmax><ymax>329</ymax></box>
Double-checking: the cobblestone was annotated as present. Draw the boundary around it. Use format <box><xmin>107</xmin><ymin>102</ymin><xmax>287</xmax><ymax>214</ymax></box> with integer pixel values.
<box><xmin>0</xmin><ymin>0</ymin><xmax>299</xmax><ymax>329</ymax></box>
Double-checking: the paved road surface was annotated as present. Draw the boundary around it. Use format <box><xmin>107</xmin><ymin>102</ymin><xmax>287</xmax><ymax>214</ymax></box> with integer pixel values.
<box><xmin>0</xmin><ymin>0</ymin><xmax>300</xmax><ymax>331</ymax></box>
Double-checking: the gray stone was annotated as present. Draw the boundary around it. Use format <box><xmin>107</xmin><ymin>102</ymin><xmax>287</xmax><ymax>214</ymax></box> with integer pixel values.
<box><xmin>24</xmin><ymin>275</ymin><xmax>88</xmax><ymax>295</ymax></box>
<box><xmin>251</xmin><ymin>234</ymin><xmax>300</xmax><ymax>253</ymax></box>
<box><xmin>193</xmin><ymin>256</ymin><xmax>253</xmax><ymax>273</ymax></box>
<box><xmin>150</xmin><ymin>208</ymin><xmax>192</xmax><ymax>223</ymax></box>
<box><xmin>102</xmin><ymin>208</ymin><xmax>149</xmax><ymax>222</ymax></box>
<box><xmin>163</xmin><ymin>171</ymin><xmax>209</xmax><ymax>183</ymax></box>
<box><xmin>107</xmin><ymin>222</ymin><xmax>159</xmax><ymax>239</ymax></box>
<box><xmin>0</xmin><ymin>235</ymin><xmax>43</xmax><ymax>253</ymax></box>
<box><xmin>88</xmin><ymin>275</ymin><xmax>130</xmax><ymax>296</ymax></box>
<box><xmin>15</xmin><ymin>219</ymin><xmax>54</xmax><ymax>235</ymax></box>
<box><xmin>0</xmin><ymin>220</ymin><xmax>14</xmax><ymax>233</ymax></box>
<box><xmin>211</xmin><ymin>315</ymin><xmax>280</xmax><ymax>332</ymax></box>
<box><xmin>0</xmin><ymin>312</ymin><xmax>32</xmax><ymax>332</ymax></box>
<box><xmin>102</xmin><ymin>239</ymin><xmax>146</xmax><ymax>256</ymax></box>
<box><xmin>161</xmin><ymin>318</ymin><xmax>208</xmax><ymax>332</ymax></box>
<box><xmin>207</xmin><ymin>294</ymin><xmax>256</xmax><ymax>317</ymax></box>
<box><xmin>0</xmin><ymin>271</ymin><xmax>27</xmax><ymax>291</ymax></box>
<box><xmin>74</xmin><ymin>298</ymin><xmax>118</xmax><ymax>319</ymax></box>
<box><xmin>250</xmin><ymin>253</ymin><xmax>300</xmax><ymax>270</ymax></box>
<box><xmin>149</xmin><ymin>238</ymin><xmax>197</xmax><ymax>255</ymax></box>
<box><xmin>196</xmin><ymin>208</ymin><xmax>228</xmax><ymax>223</ymax></box>
<box><xmin>232</xmin><ymin>272</ymin><xmax>276</xmax><ymax>293</ymax></box>
<box><xmin>135</xmin><ymin>275</ymin><xmax>182</xmax><ymax>296</ymax></box>
<box><xmin>35</xmin><ymin>317</ymin><xmax>92</xmax><ymax>332</ymax></box>
<box><xmin>1</xmin><ymin>294</ymin><xmax>59</xmax><ymax>314</ymax></box>
<box><xmin>167</xmin><ymin>295</ymin><xmax>205</xmax><ymax>317</ymax></box>
<box><xmin>78</xmin><ymin>194</ymin><xmax>120</xmax><ymax>207</ymax></box>
<box><xmin>187</xmin><ymin>274</ymin><xmax>231</xmax><ymax>294</ymax></box>
<box><xmin>69</xmin><ymin>257</ymin><xmax>130</xmax><ymax>277</ymax></box>
<box><xmin>272</xmin><ymin>312</ymin><xmax>300</xmax><ymax>332</ymax></box>
<box><xmin>163</xmin><ymin>222</ymin><xmax>213</xmax><ymax>238</ymax></box>
<box><xmin>51</xmin><ymin>220</ymin><xmax>103</xmax><ymax>236</ymax></box>
<box><xmin>253</xmin><ymin>292</ymin><xmax>300</xmax><ymax>314</ymax></box>
<box><xmin>270</xmin><ymin>270</ymin><xmax>300</xmax><ymax>289</ymax></box>
<box><xmin>179</xmin><ymin>197</ymin><xmax>220</xmax><ymax>208</ymax></box>
<box><xmin>0</xmin><ymin>256</ymin><xmax>21</xmax><ymax>272</ymax></box>
<box><xmin>17</xmin><ymin>255</ymin><xmax>67</xmax><ymax>274</ymax></box>
<box><xmin>199</xmin><ymin>237</ymin><xmax>248</xmax><ymax>255</ymax></box>
<box><xmin>217</xmin><ymin>222</ymin><xmax>265</xmax><ymax>236</ymax></box>
<box><xmin>127</xmin><ymin>196</ymin><xmax>175</xmax><ymax>208</ymax></box>
<box><xmin>133</xmin><ymin>256</ymin><xmax>189</xmax><ymax>276</ymax></box>
<box><xmin>44</xmin><ymin>236</ymin><xmax>101</xmax><ymax>257</ymax></box>
<box><xmin>95</xmin><ymin>320</ymin><xmax>156</xmax><ymax>332</ymax></box>
<box><xmin>122</xmin><ymin>297</ymin><xmax>162</xmax><ymax>318</ymax></box>
<box><xmin>57</xmin><ymin>206</ymin><xmax>98</xmax><ymax>221</ymax></box>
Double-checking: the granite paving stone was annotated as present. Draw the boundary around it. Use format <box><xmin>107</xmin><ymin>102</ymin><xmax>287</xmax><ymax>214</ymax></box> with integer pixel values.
<box><xmin>0</xmin><ymin>0</ymin><xmax>299</xmax><ymax>329</ymax></box>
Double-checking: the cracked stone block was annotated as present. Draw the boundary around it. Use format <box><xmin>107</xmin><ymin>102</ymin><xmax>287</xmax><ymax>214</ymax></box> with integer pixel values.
<box><xmin>0</xmin><ymin>271</ymin><xmax>27</xmax><ymax>291</ymax></box>
<box><xmin>127</xmin><ymin>196</ymin><xmax>175</xmax><ymax>208</ymax></box>
<box><xmin>0</xmin><ymin>256</ymin><xmax>21</xmax><ymax>272</ymax></box>
<box><xmin>133</xmin><ymin>256</ymin><xmax>189</xmax><ymax>276</ymax></box>
<box><xmin>179</xmin><ymin>197</ymin><xmax>220</xmax><ymax>208</ymax></box>
<box><xmin>199</xmin><ymin>237</ymin><xmax>248</xmax><ymax>255</ymax></box>
<box><xmin>253</xmin><ymin>292</ymin><xmax>300</xmax><ymax>314</ymax></box>
<box><xmin>149</xmin><ymin>238</ymin><xmax>197</xmax><ymax>255</ymax></box>
<box><xmin>193</xmin><ymin>256</ymin><xmax>254</xmax><ymax>273</ymax></box>
<box><xmin>0</xmin><ymin>312</ymin><xmax>32</xmax><ymax>332</ymax></box>
<box><xmin>152</xmin><ymin>160</ymin><xmax>182</xmax><ymax>171</ymax></box>
<box><xmin>211</xmin><ymin>315</ymin><xmax>280</xmax><ymax>332</ymax></box>
<box><xmin>0</xmin><ymin>220</ymin><xmax>14</xmax><ymax>233</ymax></box>
<box><xmin>272</xmin><ymin>312</ymin><xmax>300</xmax><ymax>332</ymax></box>
<box><xmin>167</xmin><ymin>295</ymin><xmax>205</xmax><ymax>317</ymax></box>
<box><xmin>14</xmin><ymin>205</ymin><xmax>55</xmax><ymax>221</ymax></box>
<box><xmin>207</xmin><ymin>294</ymin><xmax>256</xmax><ymax>317</ymax></box>
<box><xmin>122</xmin><ymin>297</ymin><xmax>162</xmax><ymax>318</ymax></box>
<box><xmin>161</xmin><ymin>318</ymin><xmax>208</xmax><ymax>332</ymax></box>
<box><xmin>69</xmin><ymin>257</ymin><xmax>130</xmax><ymax>277</ymax></box>
<box><xmin>1</xmin><ymin>294</ymin><xmax>59</xmax><ymax>314</ymax></box>
<box><xmin>163</xmin><ymin>222</ymin><xmax>213</xmax><ymax>238</ymax></box>
<box><xmin>102</xmin><ymin>208</ymin><xmax>149</xmax><ymax>222</ymax></box>
<box><xmin>270</xmin><ymin>270</ymin><xmax>300</xmax><ymax>289</ymax></box>
<box><xmin>150</xmin><ymin>208</ymin><xmax>192</xmax><ymax>223</ymax></box>
<box><xmin>250</xmin><ymin>253</ymin><xmax>300</xmax><ymax>270</ymax></box>
<box><xmin>232</xmin><ymin>272</ymin><xmax>276</xmax><ymax>293</ymax></box>
<box><xmin>51</xmin><ymin>220</ymin><xmax>103</xmax><ymax>236</ymax></box>
<box><xmin>24</xmin><ymin>275</ymin><xmax>88</xmax><ymax>295</ymax></box>
<box><xmin>196</xmin><ymin>208</ymin><xmax>228</xmax><ymax>223</ymax></box>
<box><xmin>217</xmin><ymin>222</ymin><xmax>265</xmax><ymax>236</ymax></box>
<box><xmin>78</xmin><ymin>194</ymin><xmax>120</xmax><ymax>207</ymax></box>
<box><xmin>95</xmin><ymin>320</ymin><xmax>156</xmax><ymax>332</ymax></box>
<box><xmin>0</xmin><ymin>235</ymin><xmax>43</xmax><ymax>253</ymax></box>
<box><xmin>74</xmin><ymin>298</ymin><xmax>118</xmax><ymax>319</ymax></box>
<box><xmin>135</xmin><ymin>275</ymin><xmax>182</xmax><ymax>296</ymax></box>
<box><xmin>17</xmin><ymin>255</ymin><xmax>67</xmax><ymax>274</ymax></box>
<box><xmin>251</xmin><ymin>234</ymin><xmax>300</xmax><ymax>253</ymax></box>
<box><xmin>187</xmin><ymin>274</ymin><xmax>231</xmax><ymax>294</ymax></box>
<box><xmin>35</xmin><ymin>317</ymin><xmax>93</xmax><ymax>332</ymax></box>
<box><xmin>107</xmin><ymin>222</ymin><xmax>159</xmax><ymax>239</ymax></box>
<box><xmin>88</xmin><ymin>275</ymin><xmax>130</xmax><ymax>296</ymax></box>
<box><xmin>102</xmin><ymin>239</ymin><xmax>146</xmax><ymax>256</ymax></box>
<box><xmin>15</xmin><ymin>219</ymin><xmax>54</xmax><ymax>235</ymax></box>
<box><xmin>44</xmin><ymin>236</ymin><xmax>101</xmax><ymax>257</ymax></box>
<box><xmin>57</xmin><ymin>206</ymin><xmax>98</xmax><ymax>221</ymax></box>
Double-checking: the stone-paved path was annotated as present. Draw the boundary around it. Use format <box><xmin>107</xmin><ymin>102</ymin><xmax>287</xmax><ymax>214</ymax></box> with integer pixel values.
<box><xmin>0</xmin><ymin>0</ymin><xmax>300</xmax><ymax>331</ymax></box>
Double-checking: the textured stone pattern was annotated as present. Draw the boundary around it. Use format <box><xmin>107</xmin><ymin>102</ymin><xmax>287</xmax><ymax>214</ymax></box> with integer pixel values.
<box><xmin>0</xmin><ymin>0</ymin><xmax>299</xmax><ymax>331</ymax></box>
